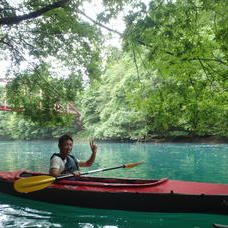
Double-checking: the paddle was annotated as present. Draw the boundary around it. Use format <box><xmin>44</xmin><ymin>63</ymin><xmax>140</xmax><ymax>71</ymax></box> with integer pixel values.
<box><xmin>14</xmin><ymin>162</ymin><xmax>144</xmax><ymax>193</ymax></box>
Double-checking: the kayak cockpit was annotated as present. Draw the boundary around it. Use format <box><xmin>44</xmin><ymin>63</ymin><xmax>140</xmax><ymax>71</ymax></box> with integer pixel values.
<box><xmin>55</xmin><ymin>176</ymin><xmax>168</xmax><ymax>187</ymax></box>
<box><xmin>19</xmin><ymin>171</ymin><xmax>168</xmax><ymax>187</ymax></box>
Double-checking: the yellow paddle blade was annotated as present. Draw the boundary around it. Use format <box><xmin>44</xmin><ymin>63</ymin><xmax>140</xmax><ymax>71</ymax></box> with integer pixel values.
<box><xmin>124</xmin><ymin>162</ymin><xmax>144</xmax><ymax>168</ymax></box>
<box><xmin>14</xmin><ymin>175</ymin><xmax>56</xmax><ymax>193</ymax></box>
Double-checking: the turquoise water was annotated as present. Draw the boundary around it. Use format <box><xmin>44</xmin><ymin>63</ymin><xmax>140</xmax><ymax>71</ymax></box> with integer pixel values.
<box><xmin>0</xmin><ymin>140</ymin><xmax>228</xmax><ymax>227</ymax></box>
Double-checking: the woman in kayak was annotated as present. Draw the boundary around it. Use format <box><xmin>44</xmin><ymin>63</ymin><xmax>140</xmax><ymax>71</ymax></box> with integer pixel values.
<box><xmin>49</xmin><ymin>134</ymin><xmax>97</xmax><ymax>177</ymax></box>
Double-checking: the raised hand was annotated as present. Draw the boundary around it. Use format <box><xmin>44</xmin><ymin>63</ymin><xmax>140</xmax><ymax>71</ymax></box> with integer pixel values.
<box><xmin>90</xmin><ymin>141</ymin><xmax>97</xmax><ymax>154</ymax></box>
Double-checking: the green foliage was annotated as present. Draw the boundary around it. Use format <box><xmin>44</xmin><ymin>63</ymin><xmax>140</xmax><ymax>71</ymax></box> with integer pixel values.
<box><xmin>80</xmin><ymin>54</ymin><xmax>148</xmax><ymax>140</ymax></box>
<box><xmin>0</xmin><ymin>0</ymin><xmax>227</xmax><ymax>140</ymax></box>
<box><xmin>0</xmin><ymin>111</ymin><xmax>79</xmax><ymax>140</ymax></box>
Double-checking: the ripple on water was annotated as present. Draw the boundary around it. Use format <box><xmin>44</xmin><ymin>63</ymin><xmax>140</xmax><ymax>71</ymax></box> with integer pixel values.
<box><xmin>0</xmin><ymin>204</ymin><xmax>61</xmax><ymax>228</ymax></box>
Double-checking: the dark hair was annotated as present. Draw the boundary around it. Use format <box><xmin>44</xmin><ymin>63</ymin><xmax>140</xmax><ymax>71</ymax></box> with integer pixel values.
<box><xmin>58</xmin><ymin>134</ymin><xmax>73</xmax><ymax>147</ymax></box>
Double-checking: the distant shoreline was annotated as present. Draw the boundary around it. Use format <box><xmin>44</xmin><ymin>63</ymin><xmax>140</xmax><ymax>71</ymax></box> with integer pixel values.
<box><xmin>0</xmin><ymin>135</ymin><xmax>227</xmax><ymax>144</ymax></box>
<box><xmin>140</xmin><ymin>136</ymin><xmax>228</xmax><ymax>144</ymax></box>
<box><xmin>92</xmin><ymin>136</ymin><xmax>228</xmax><ymax>144</ymax></box>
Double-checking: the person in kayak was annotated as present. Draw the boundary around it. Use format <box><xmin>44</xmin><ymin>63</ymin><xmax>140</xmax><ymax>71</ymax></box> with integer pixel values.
<box><xmin>49</xmin><ymin>134</ymin><xmax>97</xmax><ymax>177</ymax></box>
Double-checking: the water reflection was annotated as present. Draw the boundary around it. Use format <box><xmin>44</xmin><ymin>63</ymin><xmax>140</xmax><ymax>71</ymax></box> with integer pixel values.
<box><xmin>0</xmin><ymin>192</ymin><xmax>228</xmax><ymax>228</ymax></box>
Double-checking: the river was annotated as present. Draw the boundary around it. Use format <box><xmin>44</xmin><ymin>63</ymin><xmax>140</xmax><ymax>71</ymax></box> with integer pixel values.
<box><xmin>0</xmin><ymin>140</ymin><xmax>228</xmax><ymax>227</ymax></box>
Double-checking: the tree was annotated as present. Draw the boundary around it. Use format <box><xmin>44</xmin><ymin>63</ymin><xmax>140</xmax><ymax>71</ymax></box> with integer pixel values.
<box><xmin>1</xmin><ymin>0</ymin><xmax>227</xmax><ymax>138</ymax></box>
<box><xmin>122</xmin><ymin>0</ymin><xmax>228</xmax><ymax>136</ymax></box>
<box><xmin>0</xmin><ymin>0</ymin><xmax>104</xmax><ymax>125</ymax></box>
<box><xmin>0</xmin><ymin>0</ymin><xmax>133</xmax><ymax>125</ymax></box>
<box><xmin>0</xmin><ymin>0</ymin><xmax>102</xmax><ymax>75</ymax></box>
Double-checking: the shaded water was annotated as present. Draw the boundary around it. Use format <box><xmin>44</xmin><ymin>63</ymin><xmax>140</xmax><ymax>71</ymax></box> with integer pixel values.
<box><xmin>0</xmin><ymin>140</ymin><xmax>228</xmax><ymax>227</ymax></box>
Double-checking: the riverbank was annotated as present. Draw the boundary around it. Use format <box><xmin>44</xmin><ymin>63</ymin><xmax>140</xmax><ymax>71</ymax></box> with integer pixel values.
<box><xmin>74</xmin><ymin>135</ymin><xmax>228</xmax><ymax>144</ymax></box>
<box><xmin>1</xmin><ymin>135</ymin><xmax>227</xmax><ymax>144</ymax></box>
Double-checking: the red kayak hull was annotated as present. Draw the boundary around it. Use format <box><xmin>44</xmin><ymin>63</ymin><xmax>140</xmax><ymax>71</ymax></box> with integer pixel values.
<box><xmin>0</xmin><ymin>171</ymin><xmax>228</xmax><ymax>214</ymax></box>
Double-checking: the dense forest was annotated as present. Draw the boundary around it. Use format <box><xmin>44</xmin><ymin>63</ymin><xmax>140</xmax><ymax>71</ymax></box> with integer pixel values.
<box><xmin>0</xmin><ymin>0</ymin><xmax>227</xmax><ymax>140</ymax></box>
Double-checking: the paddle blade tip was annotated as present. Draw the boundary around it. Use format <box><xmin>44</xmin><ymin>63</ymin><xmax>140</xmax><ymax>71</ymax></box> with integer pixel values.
<box><xmin>13</xmin><ymin>175</ymin><xmax>55</xmax><ymax>193</ymax></box>
<box><xmin>125</xmin><ymin>161</ymin><xmax>144</xmax><ymax>168</ymax></box>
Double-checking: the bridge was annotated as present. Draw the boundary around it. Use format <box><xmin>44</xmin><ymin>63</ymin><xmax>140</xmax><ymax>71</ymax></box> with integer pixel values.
<box><xmin>0</xmin><ymin>103</ymin><xmax>81</xmax><ymax>117</ymax></box>
<box><xmin>0</xmin><ymin>78</ymin><xmax>81</xmax><ymax>116</ymax></box>
<box><xmin>0</xmin><ymin>106</ymin><xmax>25</xmax><ymax>111</ymax></box>
<box><xmin>0</xmin><ymin>78</ymin><xmax>13</xmax><ymax>87</ymax></box>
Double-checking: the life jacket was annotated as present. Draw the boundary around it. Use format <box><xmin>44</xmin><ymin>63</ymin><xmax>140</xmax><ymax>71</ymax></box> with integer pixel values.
<box><xmin>50</xmin><ymin>153</ymin><xmax>80</xmax><ymax>174</ymax></box>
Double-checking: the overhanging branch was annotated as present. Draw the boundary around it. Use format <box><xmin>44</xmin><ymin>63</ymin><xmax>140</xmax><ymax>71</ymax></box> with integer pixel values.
<box><xmin>0</xmin><ymin>0</ymin><xmax>71</xmax><ymax>25</ymax></box>
<box><xmin>78</xmin><ymin>9</ymin><xmax>122</xmax><ymax>36</ymax></box>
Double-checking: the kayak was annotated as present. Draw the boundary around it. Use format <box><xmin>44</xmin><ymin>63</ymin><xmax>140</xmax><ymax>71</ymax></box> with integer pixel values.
<box><xmin>0</xmin><ymin>170</ymin><xmax>228</xmax><ymax>214</ymax></box>
<box><xmin>213</xmin><ymin>224</ymin><xmax>228</xmax><ymax>228</ymax></box>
